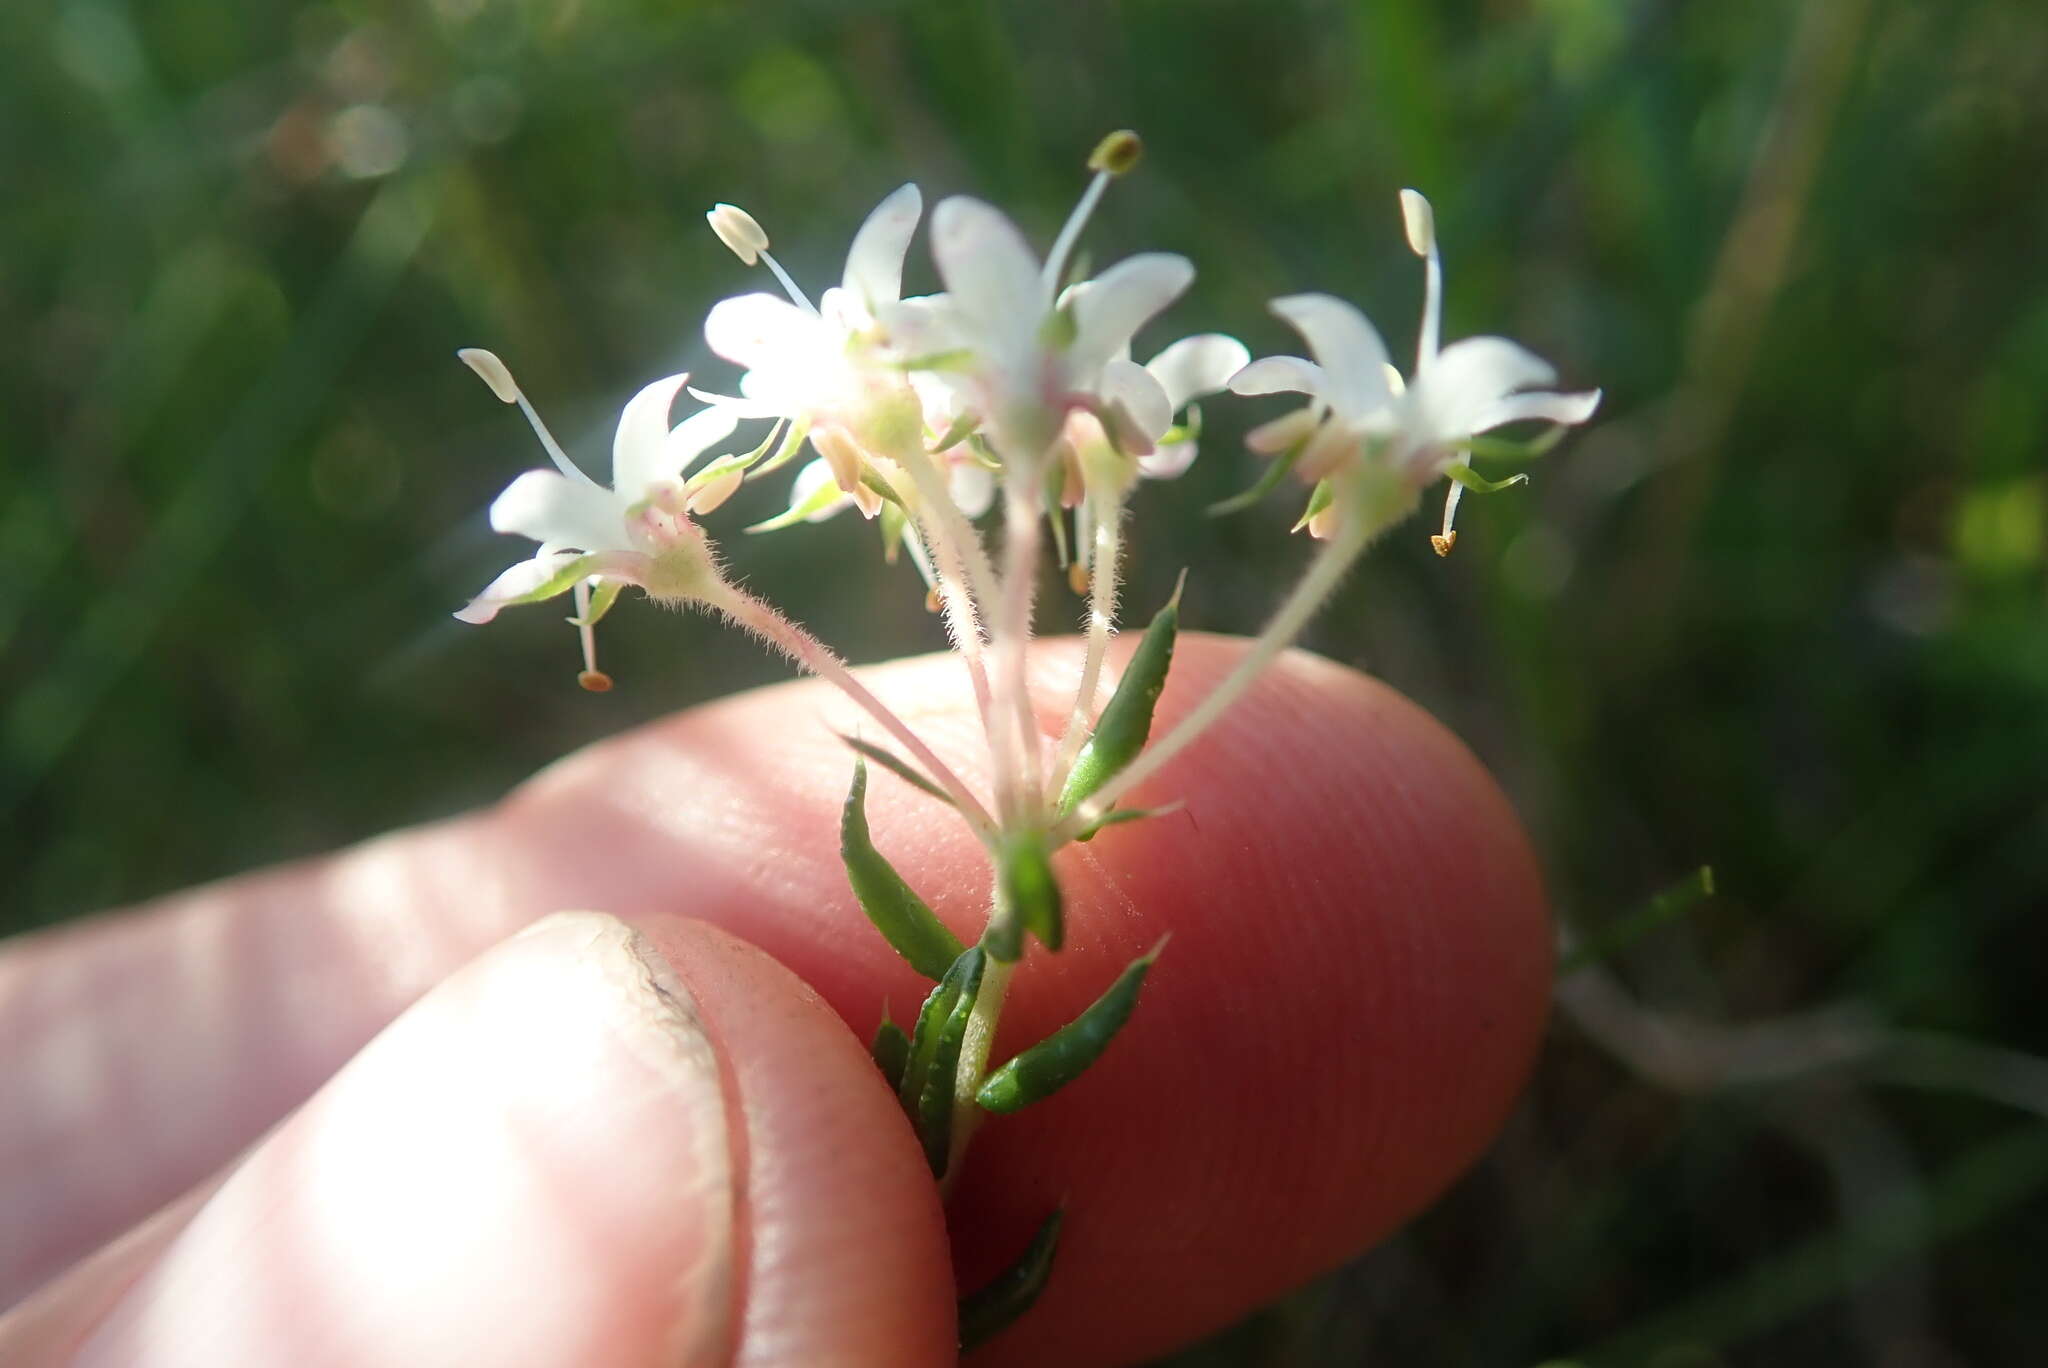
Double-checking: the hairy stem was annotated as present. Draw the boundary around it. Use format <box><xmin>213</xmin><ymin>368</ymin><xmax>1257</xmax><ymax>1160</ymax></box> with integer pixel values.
<box><xmin>1054</xmin><ymin>516</ymin><xmax>1370</xmax><ymax>841</ymax></box>
<box><xmin>711</xmin><ymin>582</ymin><xmax>997</xmax><ymax>837</ymax></box>
<box><xmin>1048</xmin><ymin>492</ymin><xmax>1125</xmax><ymax>795</ymax></box>
<box><xmin>943</xmin><ymin>932</ymin><xmax>1017</xmax><ymax>1193</ymax></box>
<box><xmin>995</xmin><ymin>470</ymin><xmax>1045</xmax><ymax>823</ymax></box>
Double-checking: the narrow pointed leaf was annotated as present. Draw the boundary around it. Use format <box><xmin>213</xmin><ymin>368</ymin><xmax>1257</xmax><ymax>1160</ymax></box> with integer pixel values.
<box><xmin>1291</xmin><ymin>478</ymin><xmax>1335</xmax><ymax>533</ymax></box>
<box><xmin>914</xmin><ymin>950</ymin><xmax>985</xmax><ymax>1175</ymax></box>
<box><xmin>840</xmin><ymin>760</ymin><xmax>967</xmax><ymax>979</ymax></box>
<box><xmin>959</xmin><ymin>1207</ymin><xmax>1064</xmax><ymax>1350</ymax></box>
<box><xmin>976</xmin><ymin>940</ymin><xmax>1164</xmax><ymax>1113</ymax></box>
<box><xmin>1072</xmin><ymin>800</ymin><xmax>1184</xmax><ymax>843</ymax></box>
<box><xmin>1556</xmin><ymin>866</ymin><xmax>1717</xmax><ymax>978</ymax></box>
<box><xmin>1057</xmin><ymin>575</ymin><xmax>1184</xmax><ymax>816</ymax></box>
<box><xmin>746</xmin><ymin>472</ymin><xmax>846</xmax><ymax>533</ymax></box>
<box><xmin>746</xmin><ymin>418</ymin><xmax>810</xmax><ymax>479</ymax></box>
<box><xmin>870</xmin><ymin>1014</ymin><xmax>911</xmax><ymax>1092</ymax></box>
<box><xmin>837</xmin><ymin>734</ymin><xmax>956</xmax><ymax>808</ymax></box>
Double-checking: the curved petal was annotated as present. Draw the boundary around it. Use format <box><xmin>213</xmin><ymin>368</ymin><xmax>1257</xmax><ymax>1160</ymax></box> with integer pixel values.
<box><xmin>1467</xmin><ymin>386</ymin><xmax>1603</xmax><ymax>434</ymax></box>
<box><xmin>877</xmin><ymin>293</ymin><xmax>966</xmax><ymax>362</ymax></box>
<box><xmin>1099</xmin><ymin>357</ymin><xmax>1173</xmax><ymax>450</ymax></box>
<box><xmin>704</xmin><ymin>293</ymin><xmax>830</xmax><ymax>373</ymax></box>
<box><xmin>842</xmin><ymin>183</ymin><xmax>923</xmax><ymax>312</ymax></box>
<box><xmin>653</xmin><ymin>406</ymin><xmax>742</xmax><ymax>486</ymax></box>
<box><xmin>1228</xmin><ymin>355</ymin><xmax>1329</xmax><ymax>401</ymax></box>
<box><xmin>1068</xmin><ymin>253</ymin><xmax>1195</xmax><ymax>378</ymax></box>
<box><xmin>1269</xmin><ymin>294</ymin><xmax>1394</xmax><ymax>419</ymax></box>
<box><xmin>1146</xmin><ymin>333</ymin><xmax>1251</xmax><ymax>412</ymax></box>
<box><xmin>1413</xmin><ymin>336</ymin><xmax>1558</xmax><ymax>442</ymax></box>
<box><xmin>488</xmin><ymin>469</ymin><xmax>624</xmax><ymax>552</ymax></box>
<box><xmin>611</xmin><ymin>373</ymin><xmax>690</xmax><ymax>490</ymax></box>
<box><xmin>686</xmin><ymin>385</ymin><xmax>789</xmax><ymax>421</ymax></box>
<box><xmin>929</xmin><ymin>198</ymin><xmax>1042</xmax><ymax>341</ymax></box>
<box><xmin>1137</xmin><ymin>438</ymin><xmax>1199</xmax><ymax>481</ymax></box>
<box><xmin>456</xmin><ymin>551</ymin><xmax>610</xmax><ymax>624</ymax></box>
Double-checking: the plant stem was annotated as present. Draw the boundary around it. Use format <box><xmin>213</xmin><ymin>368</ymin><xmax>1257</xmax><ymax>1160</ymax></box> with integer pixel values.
<box><xmin>711</xmin><ymin>581</ymin><xmax>997</xmax><ymax>837</ymax></box>
<box><xmin>944</xmin><ymin>939</ymin><xmax>1016</xmax><ymax>1192</ymax></box>
<box><xmin>1048</xmin><ymin>492</ymin><xmax>1124</xmax><ymax>796</ymax></box>
<box><xmin>995</xmin><ymin>470</ymin><xmax>1045</xmax><ymax>823</ymax></box>
<box><xmin>1053</xmin><ymin>516</ymin><xmax>1370</xmax><ymax>841</ymax></box>
<box><xmin>896</xmin><ymin>445</ymin><xmax>1004</xmax><ymax>759</ymax></box>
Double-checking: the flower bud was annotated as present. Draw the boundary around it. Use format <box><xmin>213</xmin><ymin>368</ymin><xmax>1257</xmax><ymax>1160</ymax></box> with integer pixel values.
<box><xmin>1087</xmin><ymin>129</ymin><xmax>1144</xmax><ymax>177</ymax></box>
<box><xmin>706</xmin><ymin>203</ymin><xmax>769</xmax><ymax>265</ymax></box>
<box><xmin>457</xmin><ymin>348</ymin><xmax>520</xmax><ymax>404</ymax></box>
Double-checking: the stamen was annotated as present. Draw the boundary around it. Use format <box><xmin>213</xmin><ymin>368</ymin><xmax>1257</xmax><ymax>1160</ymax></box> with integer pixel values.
<box><xmin>706</xmin><ymin>204</ymin><xmax>769</xmax><ymax>265</ymax></box>
<box><xmin>460</xmin><ymin>348</ymin><xmax>605</xmax><ymax>493</ymax></box>
<box><xmin>759</xmin><ymin>250</ymin><xmax>818</xmax><ymax>316</ymax></box>
<box><xmin>1433</xmin><ymin>479</ymin><xmax>1465</xmax><ymax>557</ymax></box>
<box><xmin>571</xmin><ymin>580</ymin><xmax>614</xmax><ymax>690</ymax></box>
<box><xmin>1399</xmin><ymin>189</ymin><xmax>1443</xmax><ymax>370</ymax></box>
<box><xmin>1043</xmin><ymin>131</ymin><xmax>1140</xmax><ymax>296</ymax></box>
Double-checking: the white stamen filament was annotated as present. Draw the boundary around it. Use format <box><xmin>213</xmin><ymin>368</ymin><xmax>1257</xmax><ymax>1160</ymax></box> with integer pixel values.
<box><xmin>759</xmin><ymin>250</ymin><xmax>818</xmax><ymax>317</ymax></box>
<box><xmin>514</xmin><ymin>391</ymin><xmax>605</xmax><ymax>492</ymax></box>
<box><xmin>1401</xmin><ymin>189</ymin><xmax>1443</xmax><ymax>370</ymax></box>
<box><xmin>1041</xmin><ymin>169</ymin><xmax>1111</xmax><ymax>298</ymax></box>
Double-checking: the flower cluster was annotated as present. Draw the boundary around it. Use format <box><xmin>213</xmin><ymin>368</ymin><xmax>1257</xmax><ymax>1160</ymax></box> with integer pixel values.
<box><xmin>447</xmin><ymin>133</ymin><xmax>1597</xmax><ymax>1345</ymax></box>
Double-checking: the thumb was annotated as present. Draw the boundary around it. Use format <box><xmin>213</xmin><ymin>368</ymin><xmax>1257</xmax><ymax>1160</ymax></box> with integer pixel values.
<box><xmin>6</xmin><ymin>911</ymin><xmax>955</xmax><ymax>1367</ymax></box>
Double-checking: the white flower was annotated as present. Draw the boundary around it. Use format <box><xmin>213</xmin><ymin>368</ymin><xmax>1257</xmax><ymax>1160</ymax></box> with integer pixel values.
<box><xmin>453</xmin><ymin>351</ymin><xmax>738</xmax><ymax>629</ymax></box>
<box><xmin>700</xmin><ymin>184</ymin><xmax>930</xmax><ymax>518</ymax></box>
<box><xmin>1229</xmin><ymin>189</ymin><xmax>1600</xmax><ymax>547</ymax></box>
<box><xmin>882</xmin><ymin>195</ymin><xmax>1196</xmax><ymax>463</ymax></box>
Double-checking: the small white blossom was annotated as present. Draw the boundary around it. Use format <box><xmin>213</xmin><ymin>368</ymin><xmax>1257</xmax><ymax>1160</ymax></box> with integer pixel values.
<box><xmin>1229</xmin><ymin>189</ymin><xmax>1600</xmax><ymax>546</ymax></box>
<box><xmin>454</xmin><ymin>352</ymin><xmax>738</xmax><ymax>629</ymax></box>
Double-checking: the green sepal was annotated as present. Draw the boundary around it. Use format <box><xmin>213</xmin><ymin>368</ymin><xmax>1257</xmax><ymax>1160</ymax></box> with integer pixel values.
<box><xmin>898</xmin><ymin>946</ymin><xmax>987</xmax><ymax>1176</ymax></box>
<box><xmin>975</xmin><ymin>939</ymin><xmax>1164</xmax><ymax>1113</ymax></box>
<box><xmin>879</xmin><ymin>500</ymin><xmax>908</xmax><ymax>565</ymax></box>
<box><xmin>567</xmin><ymin>579</ymin><xmax>624</xmax><ymax>628</ymax></box>
<box><xmin>891</xmin><ymin>348</ymin><xmax>974</xmax><ymax>372</ymax></box>
<box><xmin>1556</xmin><ymin>866</ymin><xmax>1717</xmax><ymax>978</ymax></box>
<box><xmin>958</xmin><ymin>1207</ymin><xmax>1065</xmax><ymax>1350</ymax></box>
<box><xmin>747</xmin><ymin>418</ymin><xmax>811</xmax><ymax>479</ymax></box>
<box><xmin>1291</xmin><ymin>478</ymin><xmax>1335</xmax><ymax>533</ymax></box>
<box><xmin>837</xmin><ymin>733</ymin><xmax>956</xmax><ymax>808</ymax></box>
<box><xmin>870</xmin><ymin>1012</ymin><xmax>911</xmax><ymax>1092</ymax></box>
<box><xmin>1442</xmin><ymin>463</ymin><xmax>1531</xmax><ymax>495</ymax></box>
<box><xmin>1056</xmin><ymin>573</ymin><xmax>1185</xmax><ymax>817</ymax></box>
<box><xmin>929</xmin><ymin>411</ymin><xmax>979</xmax><ymax>455</ymax></box>
<box><xmin>840</xmin><ymin>759</ymin><xmax>968</xmax><ymax>980</ymax></box>
<box><xmin>1071</xmin><ymin>800</ymin><xmax>1183</xmax><ymax>843</ymax></box>
<box><xmin>745</xmin><ymin>472</ymin><xmax>846</xmax><ymax>533</ymax></box>
<box><xmin>1207</xmin><ymin>435</ymin><xmax>1305</xmax><ymax>516</ymax></box>
<box><xmin>991</xmin><ymin>832</ymin><xmax>1063</xmax><ymax>957</ymax></box>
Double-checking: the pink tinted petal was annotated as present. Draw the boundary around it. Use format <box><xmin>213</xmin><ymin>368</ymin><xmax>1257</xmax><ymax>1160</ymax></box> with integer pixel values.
<box><xmin>1099</xmin><ymin>357</ymin><xmax>1173</xmax><ymax>451</ymax></box>
<box><xmin>1468</xmin><ymin>387</ymin><xmax>1603</xmax><ymax>434</ymax></box>
<box><xmin>929</xmin><ymin>198</ymin><xmax>1042</xmax><ymax>339</ymax></box>
<box><xmin>1068</xmin><ymin>254</ymin><xmax>1195</xmax><ymax>378</ymax></box>
<box><xmin>1229</xmin><ymin>355</ymin><xmax>1329</xmax><ymax>401</ymax></box>
<box><xmin>455</xmin><ymin>552</ymin><xmax>588</xmax><ymax>624</ymax></box>
<box><xmin>1137</xmin><ymin>438</ymin><xmax>1200</xmax><ymax>481</ymax></box>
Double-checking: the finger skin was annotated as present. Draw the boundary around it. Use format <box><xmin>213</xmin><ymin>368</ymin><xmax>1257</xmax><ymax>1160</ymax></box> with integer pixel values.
<box><xmin>0</xmin><ymin>636</ymin><xmax>1549</xmax><ymax>1363</ymax></box>
<box><xmin>1</xmin><ymin>912</ymin><xmax>954</xmax><ymax>1366</ymax></box>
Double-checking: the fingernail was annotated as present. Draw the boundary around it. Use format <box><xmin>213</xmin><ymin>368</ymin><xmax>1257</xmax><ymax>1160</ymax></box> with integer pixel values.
<box><xmin>78</xmin><ymin>910</ymin><xmax>738</xmax><ymax>1367</ymax></box>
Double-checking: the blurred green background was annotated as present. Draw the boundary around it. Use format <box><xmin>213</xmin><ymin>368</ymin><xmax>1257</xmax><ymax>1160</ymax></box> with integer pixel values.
<box><xmin>5</xmin><ymin>0</ymin><xmax>2046</xmax><ymax>1361</ymax></box>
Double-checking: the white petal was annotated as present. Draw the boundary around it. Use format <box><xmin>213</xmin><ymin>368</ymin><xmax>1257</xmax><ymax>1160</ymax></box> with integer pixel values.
<box><xmin>1413</xmin><ymin>336</ymin><xmax>1558</xmax><ymax>441</ymax></box>
<box><xmin>841</xmin><ymin>183</ymin><xmax>923</xmax><ymax>311</ymax></box>
<box><xmin>488</xmin><ymin>469</ymin><xmax>624</xmax><ymax>551</ymax></box>
<box><xmin>930</xmin><ymin>198</ymin><xmax>1043</xmax><ymax>339</ymax></box>
<box><xmin>947</xmin><ymin>460</ymin><xmax>995</xmax><ymax>518</ymax></box>
<box><xmin>1269</xmin><ymin>294</ymin><xmax>1394</xmax><ymax>418</ymax></box>
<box><xmin>704</xmin><ymin>292</ymin><xmax>830</xmax><ymax>373</ymax></box>
<box><xmin>657</xmin><ymin>406</ymin><xmax>742</xmax><ymax>483</ymax></box>
<box><xmin>1137</xmin><ymin>438</ymin><xmax>1199</xmax><ymax>481</ymax></box>
<box><xmin>1468</xmin><ymin>387</ymin><xmax>1603</xmax><ymax>433</ymax></box>
<box><xmin>687</xmin><ymin>385</ymin><xmax>788</xmax><ymax>420</ymax></box>
<box><xmin>1099</xmin><ymin>357</ymin><xmax>1173</xmax><ymax>449</ymax></box>
<box><xmin>610</xmin><ymin>373</ymin><xmax>690</xmax><ymax>491</ymax></box>
<box><xmin>1068</xmin><ymin>253</ymin><xmax>1195</xmax><ymax>378</ymax></box>
<box><xmin>877</xmin><ymin>293</ymin><xmax>966</xmax><ymax>360</ymax></box>
<box><xmin>455</xmin><ymin>551</ymin><xmax>585</xmax><ymax>624</ymax></box>
<box><xmin>1228</xmin><ymin>355</ymin><xmax>1328</xmax><ymax>400</ymax></box>
<box><xmin>1146</xmin><ymin>333</ymin><xmax>1251</xmax><ymax>412</ymax></box>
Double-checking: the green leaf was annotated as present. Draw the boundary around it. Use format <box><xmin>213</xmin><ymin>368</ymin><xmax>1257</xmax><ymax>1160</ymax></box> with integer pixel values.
<box><xmin>879</xmin><ymin>500</ymin><xmax>907</xmax><ymax>565</ymax></box>
<box><xmin>929</xmin><ymin>410</ymin><xmax>979</xmax><ymax>456</ymax></box>
<box><xmin>988</xmin><ymin>831</ymin><xmax>1063</xmax><ymax>958</ymax></box>
<box><xmin>976</xmin><ymin>940</ymin><xmax>1163</xmax><ymax>1113</ymax></box>
<box><xmin>1454</xmin><ymin>424</ymin><xmax>1570</xmax><ymax>463</ymax></box>
<box><xmin>1207</xmin><ymin>437</ymin><xmax>1303</xmax><ymax>516</ymax></box>
<box><xmin>1291</xmin><ymin>478</ymin><xmax>1335</xmax><ymax>533</ymax></box>
<box><xmin>840</xmin><ymin>759</ymin><xmax>968</xmax><ymax>979</ymax></box>
<box><xmin>958</xmin><ymin>1207</ymin><xmax>1064</xmax><ymax>1350</ymax></box>
<box><xmin>870</xmin><ymin>1012</ymin><xmax>910</xmax><ymax>1092</ymax></box>
<box><xmin>747</xmin><ymin>418</ymin><xmax>810</xmax><ymax>479</ymax></box>
<box><xmin>1056</xmin><ymin>574</ymin><xmax>1184</xmax><ymax>817</ymax></box>
<box><xmin>836</xmin><ymin>733</ymin><xmax>956</xmax><ymax>808</ymax></box>
<box><xmin>1442</xmin><ymin>463</ymin><xmax>1530</xmax><ymax>495</ymax></box>
<box><xmin>745</xmin><ymin>472</ymin><xmax>846</xmax><ymax>533</ymax></box>
<box><xmin>567</xmin><ymin>579</ymin><xmax>623</xmax><ymax>628</ymax></box>
<box><xmin>1556</xmin><ymin>866</ymin><xmax>1717</xmax><ymax>978</ymax></box>
<box><xmin>1071</xmin><ymin>800</ymin><xmax>1183</xmax><ymax>843</ymax></box>
<box><xmin>897</xmin><ymin>947</ymin><xmax>986</xmax><ymax>1175</ymax></box>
